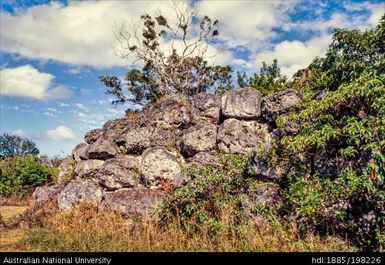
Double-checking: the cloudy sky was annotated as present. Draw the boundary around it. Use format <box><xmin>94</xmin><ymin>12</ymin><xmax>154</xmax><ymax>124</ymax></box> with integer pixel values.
<box><xmin>0</xmin><ymin>0</ymin><xmax>384</xmax><ymax>157</ymax></box>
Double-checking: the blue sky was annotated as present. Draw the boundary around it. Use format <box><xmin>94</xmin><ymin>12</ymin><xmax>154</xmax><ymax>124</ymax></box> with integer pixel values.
<box><xmin>0</xmin><ymin>0</ymin><xmax>384</xmax><ymax>157</ymax></box>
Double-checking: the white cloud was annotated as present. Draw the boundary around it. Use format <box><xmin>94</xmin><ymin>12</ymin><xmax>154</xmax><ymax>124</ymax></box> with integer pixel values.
<box><xmin>46</xmin><ymin>107</ymin><xmax>58</xmax><ymax>112</ymax></box>
<box><xmin>43</xmin><ymin>112</ymin><xmax>56</xmax><ymax>117</ymax></box>
<box><xmin>0</xmin><ymin>65</ymin><xmax>73</xmax><ymax>99</ymax></box>
<box><xmin>12</xmin><ymin>129</ymin><xmax>27</xmax><ymax>137</ymax></box>
<box><xmin>59</xmin><ymin>103</ymin><xmax>70</xmax><ymax>107</ymax></box>
<box><xmin>75</xmin><ymin>103</ymin><xmax>87</xmax><ymax>110</ymax></box>
<box><xmin>254</xmin><ymin>34</ymin><xmax>331</xmax><ymax>77</ymax></box>
<box><xmin>44</xmin><ymin>125</ymin><xmax>76</xmax><ymax>141</ymax></box>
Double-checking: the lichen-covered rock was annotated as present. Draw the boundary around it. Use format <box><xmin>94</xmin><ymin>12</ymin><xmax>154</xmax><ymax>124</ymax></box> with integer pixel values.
<box><xmin>262</xmin><ymin>88</ymin><xmax>302</xmax><ymax>124</ymax></box>
<box><xmin>186</xmin><ymin>152</ymin><xmax>221</xmax><ymax>168</ymax></box>
<box><xmin>56</xmin><ymin>156</ymin><xmax>75</xmax><ymax>184</ymax></box>
<box><xmin>87</xmin><ymin>138</ymin><xmax>119</xmax><ymax>160</ymax></box>
<box><xmin>179</xmin><ymin>124</ymin><xmax>217</xmax><ymax>157</ymax></box>
<box><xmin>85</xmin><ymin>128</ymin><xmax>104</xmax><ymax>144</ymax></box>
<box><xmin>100</xmin><ymin>188</ymin><xmax>165</xmax><ymax>217</ymax></box>
<box><xmin>73</xmin><ymin>159</ymin><xmax>104</xmax><ymax>178</ymax></box>
<box><xmin>57</xmin><ymin>180</ymin><xmax>103</xmax><ymax>210</ymax></box>
<box><xmin>141</xmin><ymin>147</ymin><xmax>182</xmax><ymax>187</ymax></box>
<box><xmin>146</xmin><ymin>97</ymin><xmax>190</xmax><ymax>129</ymax></box>
<box><xmin>217</xmin><ymin>118</ymin><xmax>271</xmax><ymax>154</ymax></box>
<box><xmin>33</xmin><ymin>185</ymin><xmax>63</xmax><ymax>204</ymax></box>
<box><xmin>72</xmin><ymin>143</ymin><xmax>89</xmax><ymax>162</ymax></box>
<box><xmin>97</xmin><ymin>155</ymin><xmax>141</xmax><ymax>190</ymax></box>
<box><xmin>171</xmin><ymin>173</ymin><xmax>192</xmax><ymax>189</ymax></box>
<box><xmin>191</xmin><ymin>92</ymin><xmax>221</xmax><ymax>125</ymax></box>
<box><xmin>221</xmin><ymin>87</ymin><xmax>262</xmax><ymax>119</ymax></box>
<box><xmin>247</xmin><ymin>155</ymin><xmax>285</xmax><ymax>182</ymax></box>
<box><xmin>124</xmin><ymin>127</ymin><xmax>175</xmax><ymax>155</ymax></box>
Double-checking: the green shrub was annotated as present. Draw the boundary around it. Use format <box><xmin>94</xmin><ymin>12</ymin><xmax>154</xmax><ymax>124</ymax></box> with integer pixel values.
<box><xmin>0</xmin><ymin>156</ymin><xmax>54</xmax><ymax>196</ymax></box>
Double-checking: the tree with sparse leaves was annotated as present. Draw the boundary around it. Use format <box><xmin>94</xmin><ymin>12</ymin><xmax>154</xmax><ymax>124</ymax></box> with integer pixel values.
<box><xmin>0</xmin><ymin>133</ymin><xmax>39</xmax><ymax>158</ymax></box>
<box><xmin>100</xmin><ymin>1</ymin><xmax>232</xmax><ymax>107</ymax></box>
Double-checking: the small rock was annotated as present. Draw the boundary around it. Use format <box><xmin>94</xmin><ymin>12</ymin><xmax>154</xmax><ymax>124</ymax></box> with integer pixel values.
<box><xmin>74</xmin><ymin>159</ymin><xmax>104</xmax><ymax>178</ymax></box>
<box><xmin>58</xmin><ymin>180</ymin><xmax>103</xmax><ymax>210</ymax></box>
<box><xmin>98</xmin><ymin>156</ymin><xmax>141</xmax><ymax>190</ymax></box>
<box><xmin>187</xmin><ymin>152</ymin><xmax>221</xmax><ymax>168</ymax></box>
<box><xmin>171</xmin><ymin>173</ymin><xmax>192</xmax><ymax>189</ymax></box>
<box><xmin>217</xmin><ymin>118</ymin><xmax>271</xmax><ymax>154</ymax></box>
<box><xmin>141</xmin><ymin>147</ymin><xmax>182</xmax><ymax>188</ymax></box>
<box><xmin>222</xmin><ymin>87</ymin><xmax>262</xmax><ymax>119</ymax></box>
<box><xmin>87</xmin><ymin>138</ymin><xmax>119</xmax><ymax>160</ymax></box>
<box><xmin>100</xmin><ymin>188</ymin><xmax>165</xmax><ymax>217</ymax></box>
<box><xmin>191</xmin><ymin>92</ymin><xmax>221</xmax><ymax>125</ymax></box>
<box><xmin>179</xmin><ymin>124</ymin><xmax>217</xmax><ymax>157</ymax></box>
<box><xmin>33</xmin><ymin>185</ymin><xmax>63</xmax><ymax>204</ymax></box>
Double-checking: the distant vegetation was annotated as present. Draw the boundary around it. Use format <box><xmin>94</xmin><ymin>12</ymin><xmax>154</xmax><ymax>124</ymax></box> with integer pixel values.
<box><xmin>0</xmin><ymin>133</ymin><xmax>39</xmax><ymax>158</ymax></box>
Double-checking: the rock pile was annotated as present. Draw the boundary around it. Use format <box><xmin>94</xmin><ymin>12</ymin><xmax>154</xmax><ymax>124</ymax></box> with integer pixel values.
<box><xmin>34</xmin><ymin>87</ymin><xmax>302</xmax><ymax>217</ymax></box>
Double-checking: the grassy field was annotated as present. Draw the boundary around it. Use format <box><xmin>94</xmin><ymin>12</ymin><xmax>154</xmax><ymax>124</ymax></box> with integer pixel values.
<box><xmin>0</xmin><ymin>203</ymin><xmax>356</xmax><ymax>252</ymax></box>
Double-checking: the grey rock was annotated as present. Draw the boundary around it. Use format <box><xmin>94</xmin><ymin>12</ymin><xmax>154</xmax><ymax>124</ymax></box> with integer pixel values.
<box><xmin>84</xmin><ymin>128</ymin><xmax>104</xmax><ymax>144</ymax></box>
<box><xmin>247</xmin><ymin>155</ymin><xmax>285</xmax><ymax>182</ymax></box>
<box><xmin>124</xmin><ymin>127</ymin><xmax>175</xmax><ymax>155</ymax></box>
<box><xmin>179</xmin><ymin>124</ymin><xmax>217</xmax><ymax>157</ymax></box>
<box><xmin>171</xmin><ymin>173</ymin><xmax>192</xmax><ymax>189</ymax></box>
<box><xmin>33</xmin><ymin>185</ymin><xmax>63</xmax><ymax>204</ymax></box>
<box><xmin>217</xmin><ymin>118</ymin><xmax>271</xmax><ymax>154</ymax></box>
<box><xmin>262</xmin><ymin>88</ymin><xmax>302</xmax><ymax>124</ymax></box>
<box><xmin>222</xmin><ymin>87</ymin><xmax>262</xmax><ymax>119</ymax></box>
<box><xmin>87</xmin><ymin>138</ymin><xmax>119</xmax><ymax>160</ymax></box>
<box><xmin>191</xmin><ymin>92</ymin><xmax>221</xmax><ymax>125</ymax></box>
<box><xmin>56</xmin><ymin>156</ymin><xmax>75</xmax><ymax>185</ymax></box>
<box><xmin>72</xmin><ymin>143</ymin><xmax>89</xmax><ymax>162</ymax></box>
<box><xmin>98</xmin><ymin>155</ymin><xmax>141</xmax><ymax>190</ymax></box>
<box><xmin>57</xmin><ymin>180</ymin><xmax>103</xmax><ymax>210</ymax></box>
<box><xmin>187</xmin><ymin>152</ymin><xmax>221</xmax><ymax>168</ymax></box>
<box><xmin>74</xmin><ymin>159</ymin><xmax>104</xmax><ymax>178</ymax></box>
<box><xmin>100</xmin><ymin>188</ymin><xmax>165</xmax><ymax>217</ymax></box>
<box><xmin>146</xmin><ymin>97</ymin><xmax>190</xmax><ymax>130</ymax></box>
<box><xmin>141</xmin><ymin>147</ymin><xmax>182</xmax><ymax>188</ymax></box>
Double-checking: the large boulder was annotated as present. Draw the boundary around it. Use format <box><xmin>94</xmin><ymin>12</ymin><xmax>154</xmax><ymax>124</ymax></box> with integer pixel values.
<box><xmin>56</xmin><ymin>156</ymin><xmax>75</xmax><ymax>184</ymax></box>
<box><xmin>97</xmin><ymin>155</ymin><xmax>141</xmax><ymax>190</ymax></box>
<box><xmin>73</xmin><ymin>159</ymin><xmax>104</xmax><ymax>178</ymax></box>
<box><xmin>72</xmin><ymin>143</ymin><xmax>89</xmax><ymax>162</ymax></box>
<box><xmin>87</xmin><ymin>138</ymin><xmax>119</xmax><ymax>160</ymax></box>
<box><xmin>221</xmin><ymin>87</ymin><xmax>262</xmax><ymax>119</ymax></box>
<box><xmin>190</xmin><ymin>92</ymin><xmax>221</xmax><ymax>125</ymax></box>
<box><xmin>261</xmin><ymin>88</ymin><xmax>302</xmax><ymax>124</ymax></box>
<box><xmin>102</xmin><ymin>117</ymin><xmax>141</xmax><ymax>145</ymax></box>
<box><xmin>217</xmin><ymin>118</ymin><xmax>271</xmax><ymax>154</ymax></box>
<box><xmin>84</xmin><ymin>128</ymin><xmax>104</xmax><ymax>144</ymax></box>
<box><xmin>141</xmin><ymin>147</ymin><xmax>182</xmax><ymax>188</ymax></box>
<box><xmin>100</xmin><ymin>188</ymin><xmax>165</xmax><ymax>217</ymax></box>
<box><xmin>146</xmin><ymin>98</ymin><xmax>190</xmax><ymax>130</ymax></box>
<box><xmin>179</xmin><ymin>124</ymin><xmax>217</xmax><ymax>157</ymax></box>
<box><xmin>33</xmin><ymin>185</ymin><xmax>63</xmax><ymax>204</ymax></box>
<box><xmin>124</xmin><ymin>127</ymin><xmax>175</xmax><ymax>155</ymax></box>
<box><xmin>57</xmin><ymin>180</ymin><xmax>103</xmax><ymax>210</ymax></box>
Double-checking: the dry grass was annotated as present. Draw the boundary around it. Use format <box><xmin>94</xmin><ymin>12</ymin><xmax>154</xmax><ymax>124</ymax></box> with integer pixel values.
<box><xmin>3</xmin><ymin>203</ymin><xmax>356</xmax><ymax>252</ymax></box>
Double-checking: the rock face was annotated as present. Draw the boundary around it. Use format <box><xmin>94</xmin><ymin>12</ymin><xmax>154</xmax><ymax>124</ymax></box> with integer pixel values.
<box><xmin>74</xmin><ymin>159</ymin><xmax>104</xmax><ymax>178</ymax></box>
<box><xmin>87</xmin><ymin>138</ymin><xmax>119</xmax><ymax>160</ymax></box>
<box><xmin>222</xmin><ymin>87</ymin><xmax>262</xmax><ymax>119</ymax></box>
<box><xmin>191</xmin><ymin>92</ymin><xmax>221</xmax><ymax>125</ymax></box>
<box><xmin>262</xmin><ymin>88</ymin><xmax>302</xmax><ymax>124</ymax></box>
<box><xmin>146</xmin><ymin>98</ymin><xmax>190</xmax><ymax>129</ymax></box>
<box><xmin>85</xmin><ymin>129</ymin><xmax>103</xmax><ymax>144</ymax></box>
<box><xmin>56</xmin><ymin>156</ymin><xmax>74</xmax><ymax>185</ymax></box>
<box><xmin>124</xmin><ymin>127</ymin><xmax>174</xmax><ymax>155</ymax></box>
<box><xmin>217</xmin><ymin>119</ymin><xmax>271</xmax><ymax>154</ymax></box>
<box><xmin>141</xmin><ymin>147</ymin><xmax>182</xmax><ymax>187</ymax></box>
<box><xmin>72</xmin><ymin>143</ymin><xmax>89</xmax><ymax>162</ymax></box>
<box><xmin>97</xmin><ymin>156</ymin><xmax>141</xmax><ymax>190</ymax></box>
<box><xmin>33</xmin><ymin>185</ymin><xmax>62</xmax><ymax>204</ymax></box>
<box><xmin>101</xmin><ymin>188</ymin><xmax>165</xmax><ymax>217</ymax></box>
<box><xmin>57</xmin><ymin>180</ymin><xmax>103</xmax><ymax>210</ymax></box>
<box><xmin>179</xmin><ymin>124</ymin><xmax>217</xmax><ymax>157</ymax></box>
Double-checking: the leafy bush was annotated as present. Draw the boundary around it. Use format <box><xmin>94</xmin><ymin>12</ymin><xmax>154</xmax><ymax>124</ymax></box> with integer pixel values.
<box><xmin>0</xmin><ymin>156</ymin><xmax>54</xmax><ymax>196</ymax></box>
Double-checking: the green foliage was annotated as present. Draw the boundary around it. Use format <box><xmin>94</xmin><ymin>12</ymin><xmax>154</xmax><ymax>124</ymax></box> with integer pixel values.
<box><xmin>237</xmin><ymin>59</ymin><xmax>288</xmax><ymax>96</ymax></box>
<box><xmin>0</xmin><ymin>133</ymin><xmax>39</xmax><ymax>158</ymax></box>
<box><xmin>0</xmin><ymin>156</ymin><xmax>54</xmax><ymax>196</ymax></box>
<box><xmin>159</xmin><ymin>154</ymin><xmax>251</xmax><ymax>233</ymax></box>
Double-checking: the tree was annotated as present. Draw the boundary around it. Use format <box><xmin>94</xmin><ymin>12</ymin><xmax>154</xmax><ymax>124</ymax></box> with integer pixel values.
<box><xmin>237</xmin><ymin>59</ymin><xmax>288</xmax><ymax>96</ymax></box>
<box><xmin>0</xmin><ymin>133</ymin><xmax>39</xmax><ymax>158</ymax></box>
<box><xmin>100</xmin><ymin>1</ymin><xmax>232</xmax><ymax>107</ymax></box>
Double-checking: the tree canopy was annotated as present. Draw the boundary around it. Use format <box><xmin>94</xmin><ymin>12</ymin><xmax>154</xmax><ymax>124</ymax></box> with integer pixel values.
<box><xmin>0</xmin><ymin>133</ymin><xmax>39</xmax><ymax>158</ymax></box>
